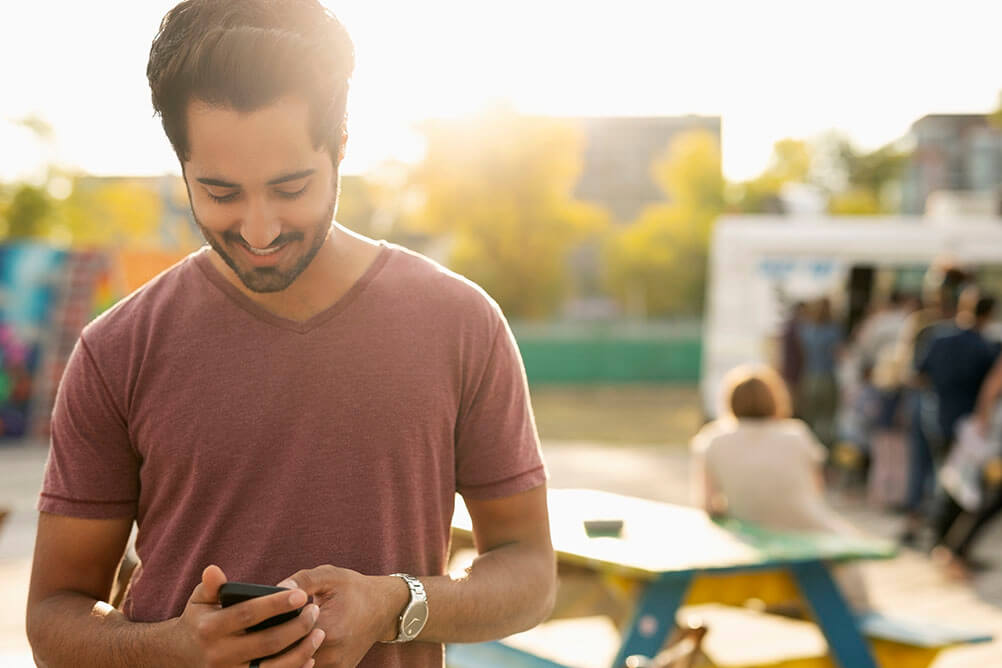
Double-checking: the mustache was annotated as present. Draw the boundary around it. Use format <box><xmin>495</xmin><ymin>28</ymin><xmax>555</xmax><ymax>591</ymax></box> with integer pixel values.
<box><xmin>222</xmin><ymin>230</ymin><xmax>305</xmax><ymax>249</ymax></box>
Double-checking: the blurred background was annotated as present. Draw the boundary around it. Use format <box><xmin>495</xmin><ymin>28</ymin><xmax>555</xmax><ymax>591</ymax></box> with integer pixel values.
<box><xmin>3</xmin><ymin>1</ymin><xmax>1002</xmax><ymax>666</ymax></box>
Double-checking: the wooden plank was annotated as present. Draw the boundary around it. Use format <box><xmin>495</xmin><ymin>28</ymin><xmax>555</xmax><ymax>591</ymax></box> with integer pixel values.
<box><xmin>453</xmin><ymin>489</ymin><xmax>895</xmax><ymax>579</ymax></box>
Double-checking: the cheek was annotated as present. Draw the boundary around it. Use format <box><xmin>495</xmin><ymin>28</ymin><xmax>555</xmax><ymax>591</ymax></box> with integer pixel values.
<box><xmin>191</xmin><ymin>199</ymin><xmax>235</xmax><ymax>232</ymax></box>
<box><xmin>286</xmin><ymin>188</ymin><xmax>335</xmax><ymax>226</ymax></box>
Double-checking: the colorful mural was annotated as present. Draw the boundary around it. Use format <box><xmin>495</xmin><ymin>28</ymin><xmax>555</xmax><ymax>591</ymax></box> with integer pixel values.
<box><xmin>0</xmin><ymin>244</ymin><xmax>68</xmax><ymax>438</ymax></box>
<box><xmin>0</xmin><ymin>243</ymin><xmax>185</xmax><ymax>440</ymax></box>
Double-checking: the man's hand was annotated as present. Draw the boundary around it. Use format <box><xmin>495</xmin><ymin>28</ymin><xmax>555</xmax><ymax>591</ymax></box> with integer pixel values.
<box><xmin>173</xmin><ymin>564</ymin><xmax>326</xmax><ymax>668</ymax></box>
<box><xmin>277</xmin><ymin>565</ymin><xmax>408</xmax><ymax>668</ymax></box>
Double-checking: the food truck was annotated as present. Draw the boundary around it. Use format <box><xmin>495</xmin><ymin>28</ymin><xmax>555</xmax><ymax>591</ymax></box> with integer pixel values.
<box><xmin>700</xmin><ymin>214</ymin><xmax>1002</xmax><ymax>416</ymax></box>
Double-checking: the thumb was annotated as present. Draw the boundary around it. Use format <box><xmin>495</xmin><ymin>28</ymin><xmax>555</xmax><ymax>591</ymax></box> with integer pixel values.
<box><xmin>277</xmin><ymin>565</ymin><xmax>332</xmax><ymax>595</ymax></box>
<box><xmin>190</xmin><ymin>564</ymin><xmax>228</xmax><ymax>605</ymax></box>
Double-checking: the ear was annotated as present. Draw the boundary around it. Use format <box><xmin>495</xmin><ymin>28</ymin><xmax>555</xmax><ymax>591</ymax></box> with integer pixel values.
<box><xmin>337</xmin><ymin>130</ymin><xmax>348</xmax><ymax>164</ymax></box>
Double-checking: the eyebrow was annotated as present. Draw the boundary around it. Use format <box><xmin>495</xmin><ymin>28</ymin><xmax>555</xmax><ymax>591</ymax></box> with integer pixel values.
<box><xmin>196</xmin><ymin>169</ymin><xmax>316</xmax><ymax>188</ymax></box>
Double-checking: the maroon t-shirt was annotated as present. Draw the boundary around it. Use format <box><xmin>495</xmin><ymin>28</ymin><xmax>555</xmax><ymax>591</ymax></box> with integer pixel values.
<box><xmin>39</xmin><ymin>243</ymin><xmax>547</xmax><ymax>667</ymax></box>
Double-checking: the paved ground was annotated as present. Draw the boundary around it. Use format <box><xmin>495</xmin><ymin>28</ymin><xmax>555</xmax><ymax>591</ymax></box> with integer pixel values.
<box><xmin>4</xmin><ymin>440</ymin><xmax>1002</xmax><ymax>666</ymax></box>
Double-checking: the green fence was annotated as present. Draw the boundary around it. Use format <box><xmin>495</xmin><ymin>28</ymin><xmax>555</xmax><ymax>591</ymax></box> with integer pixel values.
<box><xmin>511</xmin><ymin>321</ymin><xmax>703</xmax><ymax>384</ymax></box>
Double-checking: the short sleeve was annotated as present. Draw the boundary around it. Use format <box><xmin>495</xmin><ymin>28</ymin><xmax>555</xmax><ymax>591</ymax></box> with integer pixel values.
<box><xmin>792</xmin><ymin>419</ymin><xmax>827</xmax><ymax>465</ymax></box>
<box><xmin>454</xmin><ymin>318</ymin><xmax>546</xmax><ymax>500</ymax></box>
<box><xmin>689</xmin><ymin>432</ymin><xmax>710</xmax><ymax>507</ymax></box>
<box><xmin>38</xmin><ymin>336</ymin><xmax>139</xmax><ymax>519</ymax></box>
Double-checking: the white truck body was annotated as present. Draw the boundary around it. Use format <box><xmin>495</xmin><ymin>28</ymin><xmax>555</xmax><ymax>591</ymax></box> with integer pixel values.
<box><xmin>701</xmin><ymin>214</ymin><xmax>1002</xmax><ymax>416</ymax></box>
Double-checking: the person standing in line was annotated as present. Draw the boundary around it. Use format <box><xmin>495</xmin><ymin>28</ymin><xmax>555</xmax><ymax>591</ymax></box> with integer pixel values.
<box><xmin>797</xmin><ymin>298</ymin><xmax>842</xmax><ymax>449</ymax></box>
<box><xmin>780</xmin><ymin>301</ymin><xmax>806</xmax><ymax>415</ymax></box>
<box><xmin>894</xmin><ymin>265</ymin><xmax>971</xmax><ymax>546</ymax></box>
<box><xmin>924</xmin><ymin>292</ymin><xmax>1001</xmax><ymax>573</ymax></box>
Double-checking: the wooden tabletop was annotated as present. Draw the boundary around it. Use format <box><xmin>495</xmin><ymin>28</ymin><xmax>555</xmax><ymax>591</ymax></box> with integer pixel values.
<box><xmin>453</xmin><ymin>488</ymin><xmax>896</xmax><ymax>581</ymax></box>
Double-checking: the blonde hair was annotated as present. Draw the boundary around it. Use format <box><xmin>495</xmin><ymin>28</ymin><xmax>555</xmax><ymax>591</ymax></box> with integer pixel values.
<box><xmin>719</xmin><ymin>364</ymin><xmax>792</xmax><ymax>420</ymax></box>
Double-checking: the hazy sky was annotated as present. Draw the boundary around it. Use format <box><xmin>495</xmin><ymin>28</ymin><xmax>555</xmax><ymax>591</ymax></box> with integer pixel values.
<box><xmin>2</xmin><ymin>0</ymin><xmax>1001</xmax><ymax>184</ymax></box>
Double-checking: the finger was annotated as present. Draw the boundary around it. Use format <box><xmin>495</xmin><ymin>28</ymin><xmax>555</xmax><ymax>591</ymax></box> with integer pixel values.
<box><xmin>276</xmin><ymin>570</ymin><xmax>307</xmax><ymax>592</ymax></box>
<box><xmin>189</xmin><ymin>564</ymin><xmax>228</xmax><ymax>605</ymax></box>
<box><xmin>216</xmin><ymin>589</ymin><xmax>311</xmax><ymax>637</ymax></box>
<box><xmin>255</xmin><ymin>625</ymin><xmax>325</xmax><ymax>668</ymax></box>
<box><xmin>278</xmin><ymin>565</ymin><xmax>335</xmax><ymax>595</ymax></box>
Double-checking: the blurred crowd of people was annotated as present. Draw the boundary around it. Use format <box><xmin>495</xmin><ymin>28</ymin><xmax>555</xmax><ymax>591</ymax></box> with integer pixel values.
<box><xmin>777</xmin><ymin>265</ymin><xmax>1002</xmax><ymax>578</ymax></box>
<box><xmin>689</xmin><ymin>266</ymin><xmax>1002</xmax><ymax>613</ymax></box>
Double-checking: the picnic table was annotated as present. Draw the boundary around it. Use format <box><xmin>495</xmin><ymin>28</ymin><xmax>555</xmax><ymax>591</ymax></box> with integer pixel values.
<box><xmin>451</xmin><ymin>488</ymin><xmax>898</xmax><ymax>668</ymax></box>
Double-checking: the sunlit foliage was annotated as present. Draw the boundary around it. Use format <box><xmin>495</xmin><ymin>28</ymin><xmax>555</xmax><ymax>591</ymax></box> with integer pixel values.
<box><xmin>412</xmin><ymin>106</ymin><xmax>608</xmax><ymax>319</ymax></box>
<box><xmin>604</xmin><ymin>130</ymin><xmax>723</xmax><ymax>317</ymax></box>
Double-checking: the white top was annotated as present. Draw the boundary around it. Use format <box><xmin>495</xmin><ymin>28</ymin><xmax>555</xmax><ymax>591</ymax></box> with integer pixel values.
<box><xmin>690</xmin><ymin>418</ymin><xmax>854</xmax><ymax>535</ymax></box>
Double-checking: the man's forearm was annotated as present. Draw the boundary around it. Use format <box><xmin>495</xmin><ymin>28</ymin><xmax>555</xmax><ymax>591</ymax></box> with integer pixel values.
<box><xmin>28</xmin><ymin>591</ymin><xmax>184</xmax><ymax>668</ymax></box>
<box><xmin>416</xmin><ymin>540</ymin><xmax>556</xmax><ymax>644</ymax></box>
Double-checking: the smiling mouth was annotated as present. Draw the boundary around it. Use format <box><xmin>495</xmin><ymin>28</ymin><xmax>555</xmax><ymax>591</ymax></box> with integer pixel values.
<box><xmin>245</xmin><ymin>244</ymin><xmax>284</xmax><ymax>256</ymax></box>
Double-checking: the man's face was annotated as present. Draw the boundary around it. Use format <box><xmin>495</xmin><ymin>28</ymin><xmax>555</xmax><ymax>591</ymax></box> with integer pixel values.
<box><xmin>183</xmin><ymin>96</ymin><xmax>339</xmax><ymax>293</ymax></box>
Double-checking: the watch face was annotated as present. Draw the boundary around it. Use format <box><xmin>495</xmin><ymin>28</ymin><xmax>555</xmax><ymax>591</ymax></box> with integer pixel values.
<box><xmin>402</xmin><ymin>602</ymin><xmax>429</xmax><ymax>639</ymax></box>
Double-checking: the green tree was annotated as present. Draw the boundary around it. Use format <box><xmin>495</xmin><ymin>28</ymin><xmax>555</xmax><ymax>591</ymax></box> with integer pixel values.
<box><xmin>812</xmin><ymin>132</ymin><xmax>909</xmax><ymax>214</ymax></box>
<box><xmin>729</xmin><ymin>138</ymin><xmax>811</xmax><ymax>213</ymax></box>
<box><xmin>53</xmin><ymin>179</ymin><xmax>163</xmax><ymax>247</ymax></box>
<box><xmin>4</xmin><ymin>185</ymin><xmax>53</xmax><ymax>239</ymax></box>
<box><xmin>412</xmin><ymin>106</ymin><xmax>608</xmax><ymax>319</ymax></box>
<box><xmin>990</xmin><ymin>90</ymin><xmax>1002</xmax><ymax>130</ymax></box>
<box><xmin>604</xmin><ymin>130</ymin><xmax>723</xmax><ymax>316</ymax></box>
<box><xmin>828</xmin><ymin>187</ymin><xmax>882</xmax><ymax>215</ymax></box>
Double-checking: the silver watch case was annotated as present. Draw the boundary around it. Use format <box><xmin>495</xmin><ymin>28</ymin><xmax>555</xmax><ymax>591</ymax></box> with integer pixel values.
<box><xmin>387</xmin><ymin>573</ymin><xmax>428</xmax><ymax>643</ymax></box>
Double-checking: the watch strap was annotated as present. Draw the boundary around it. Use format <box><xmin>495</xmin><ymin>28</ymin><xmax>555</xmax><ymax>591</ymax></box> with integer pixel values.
<box><xmin>385</xmin><ymin>573</ymin><xmax>427</xmax><ymax>643</ymax></box>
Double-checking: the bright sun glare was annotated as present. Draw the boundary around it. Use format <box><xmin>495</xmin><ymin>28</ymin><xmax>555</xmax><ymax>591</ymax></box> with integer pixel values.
<box><xmin>1</xmin><ymin>0</ymin><xmax>1001</xmax><ymax>183</ymax></box>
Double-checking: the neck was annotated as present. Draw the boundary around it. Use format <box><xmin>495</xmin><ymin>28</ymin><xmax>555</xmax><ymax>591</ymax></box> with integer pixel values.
<box><xmin>210</xmin><ymin>224</ymin><xmax>379</xmax><ymax>322</ymax></box>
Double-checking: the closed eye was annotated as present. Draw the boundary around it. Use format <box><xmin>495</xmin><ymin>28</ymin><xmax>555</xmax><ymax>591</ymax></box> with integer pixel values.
<box><xmin>206</xmin><ymin>189</ymin><xmax>239</xmax><ymax>203</ymax></box>
<box><xmin>276</xmin><ymin>183</ymin><xmax>309</xmax><ymax>199</ymax></box>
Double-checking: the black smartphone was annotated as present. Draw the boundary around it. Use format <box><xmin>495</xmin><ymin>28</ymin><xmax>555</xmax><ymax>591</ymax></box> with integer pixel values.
<box><xmin>218</xmin><ymin>581</ymin><xmax>307</xmax><ymax>633</ymax></box>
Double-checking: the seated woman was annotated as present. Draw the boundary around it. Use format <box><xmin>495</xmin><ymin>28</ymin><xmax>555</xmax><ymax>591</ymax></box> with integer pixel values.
<box><xmin>691</xmin><ymin>363</ymin><xmax>870</xmax><ymax>611</ymax></box>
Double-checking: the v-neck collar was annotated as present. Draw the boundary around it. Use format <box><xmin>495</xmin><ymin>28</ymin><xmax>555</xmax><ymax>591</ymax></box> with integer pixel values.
<box><xmin>192</xmin><ymin>242</ymin><xmax>391</xmax><ymax>334</ymax></box>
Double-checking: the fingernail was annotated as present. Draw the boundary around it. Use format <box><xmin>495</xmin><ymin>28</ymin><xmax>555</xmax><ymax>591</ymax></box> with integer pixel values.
<box><xmin>313</xmin><ymin>629</ymin><xmax>326</xmax><ymax>649</ymax></box>
<box><xmin>278</xmin><ymin>579</ymin><xmax>297</xmax><ymax>589</ymax></box>
<box><xmin>308</xmin><ymin>604</ymin><xmax>320</xmax><ymax>624</ymax></box>
<box><xmin>289</xmin><ymin>589</ymin><xmax>308</xmax><ymax>607</ymax></box>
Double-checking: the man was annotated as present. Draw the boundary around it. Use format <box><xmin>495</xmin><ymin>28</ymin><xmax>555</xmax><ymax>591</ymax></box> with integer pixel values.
<box><xmin>894</xmin><ymin>265</ymin><xmax>970</xmax><ymax>545</ymax></box>
<box><xmin>919</xmin><ymin>289</ymin><xmax>999</xmax><ymax>451</ymax></box>
<box><xmin>779</xmin><ymin>300</ymin><xmax>805</xmax><ymax>411</ymax></box>
<box><xmin>921</xmin><ymin>290</ymin><xmax>1000</xmax><ymax>569</ymax></box>
<box><xmin>25</xmin><ymin>2</ymin><xmax>556</xmax><ymax>667</ymax></box>
<box><xmin>796</xmin><ymin>297</ymin><xmax>841</xmax><ymax>448</ymax></box>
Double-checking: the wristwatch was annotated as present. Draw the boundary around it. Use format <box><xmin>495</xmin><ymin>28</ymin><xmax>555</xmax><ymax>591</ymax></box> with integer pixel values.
<box><xmin>384</xmin><ymin>573</ymin><xmax>428</xmax><ymax>643</ymax></box>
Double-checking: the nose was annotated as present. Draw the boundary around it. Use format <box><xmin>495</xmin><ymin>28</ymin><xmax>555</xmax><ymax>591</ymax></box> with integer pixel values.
<box><xmin>239</xmin><ymin>196</ymin><xmax>282</xmax><ymax>249</ymax></box>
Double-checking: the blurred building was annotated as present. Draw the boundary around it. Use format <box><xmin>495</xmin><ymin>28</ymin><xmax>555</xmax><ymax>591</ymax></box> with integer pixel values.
<box><xmin>901</xmin><ymin>114</ymin><xmax>1002</xmax><ymax>215</ymax></box>
<box><xmin>573</xmin><ymin>115</ymin><xmax>721</xmax><ymax>222</ymax></box>
<box><xmin>565</xmin><ymin>115</ymin><xmax>721</xmax><ymax>317</ymax></box>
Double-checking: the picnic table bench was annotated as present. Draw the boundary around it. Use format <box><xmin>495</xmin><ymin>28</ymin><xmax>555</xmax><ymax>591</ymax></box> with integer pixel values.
<box><xmin>447</xmin><ymin>489</ymin><xmax>989</xmax><ymax>668</ymax></box>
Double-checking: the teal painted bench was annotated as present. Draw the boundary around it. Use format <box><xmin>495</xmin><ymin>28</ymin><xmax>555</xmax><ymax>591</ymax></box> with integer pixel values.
<box><xmin>447</xmin><ymin>611</ymin><xmax>992</xmax><ymax>668</ymax></box>
<box><xmin>856</xmin><ymin>611</ymin><xmax>992</xmax><ymax>648</ymax></box>
<box><xmin>447</xmin><ymin>641</ymin><xmax>573</xmax><ymax>668</ymax></box>
<box><xmin>694</xmin><ymin>605</ymin><xmax>992</xmax><ymax>668</ymax></box>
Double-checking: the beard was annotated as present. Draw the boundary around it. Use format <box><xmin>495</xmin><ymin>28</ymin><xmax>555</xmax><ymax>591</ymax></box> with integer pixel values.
<box><xmin>194</xmin><ymin>194</ymin><xmax>337</xmax><ymax>294</ymax></box>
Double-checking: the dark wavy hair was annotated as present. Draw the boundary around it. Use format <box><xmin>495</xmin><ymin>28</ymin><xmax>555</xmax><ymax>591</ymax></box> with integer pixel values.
<box><xmin>147</xmin><ymin>0</ymin><xmax>355</xmax><ymax>164</ymax></box>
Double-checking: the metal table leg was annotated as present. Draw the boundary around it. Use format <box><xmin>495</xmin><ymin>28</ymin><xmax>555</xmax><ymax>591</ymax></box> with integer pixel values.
<box><xmin>610</xmin><ymin>572</ymin><xmax>693</xmax><ymax>668</ymax></box>
<box><xmin>790</xmin><ymin>561</ymin><xmax>878</xmax><ymax>668</ymax></box>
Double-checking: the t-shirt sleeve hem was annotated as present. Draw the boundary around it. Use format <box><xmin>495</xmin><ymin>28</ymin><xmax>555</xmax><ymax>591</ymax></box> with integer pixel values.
<box><xmin>458</xmin><ymin>465</ymin><xmax>548</xmax><ymax>500</ymax></box>
<box><xmin>38</xmin><ymin>493</ymin><xmax>137</xmax><ymax>520</ymax></box>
